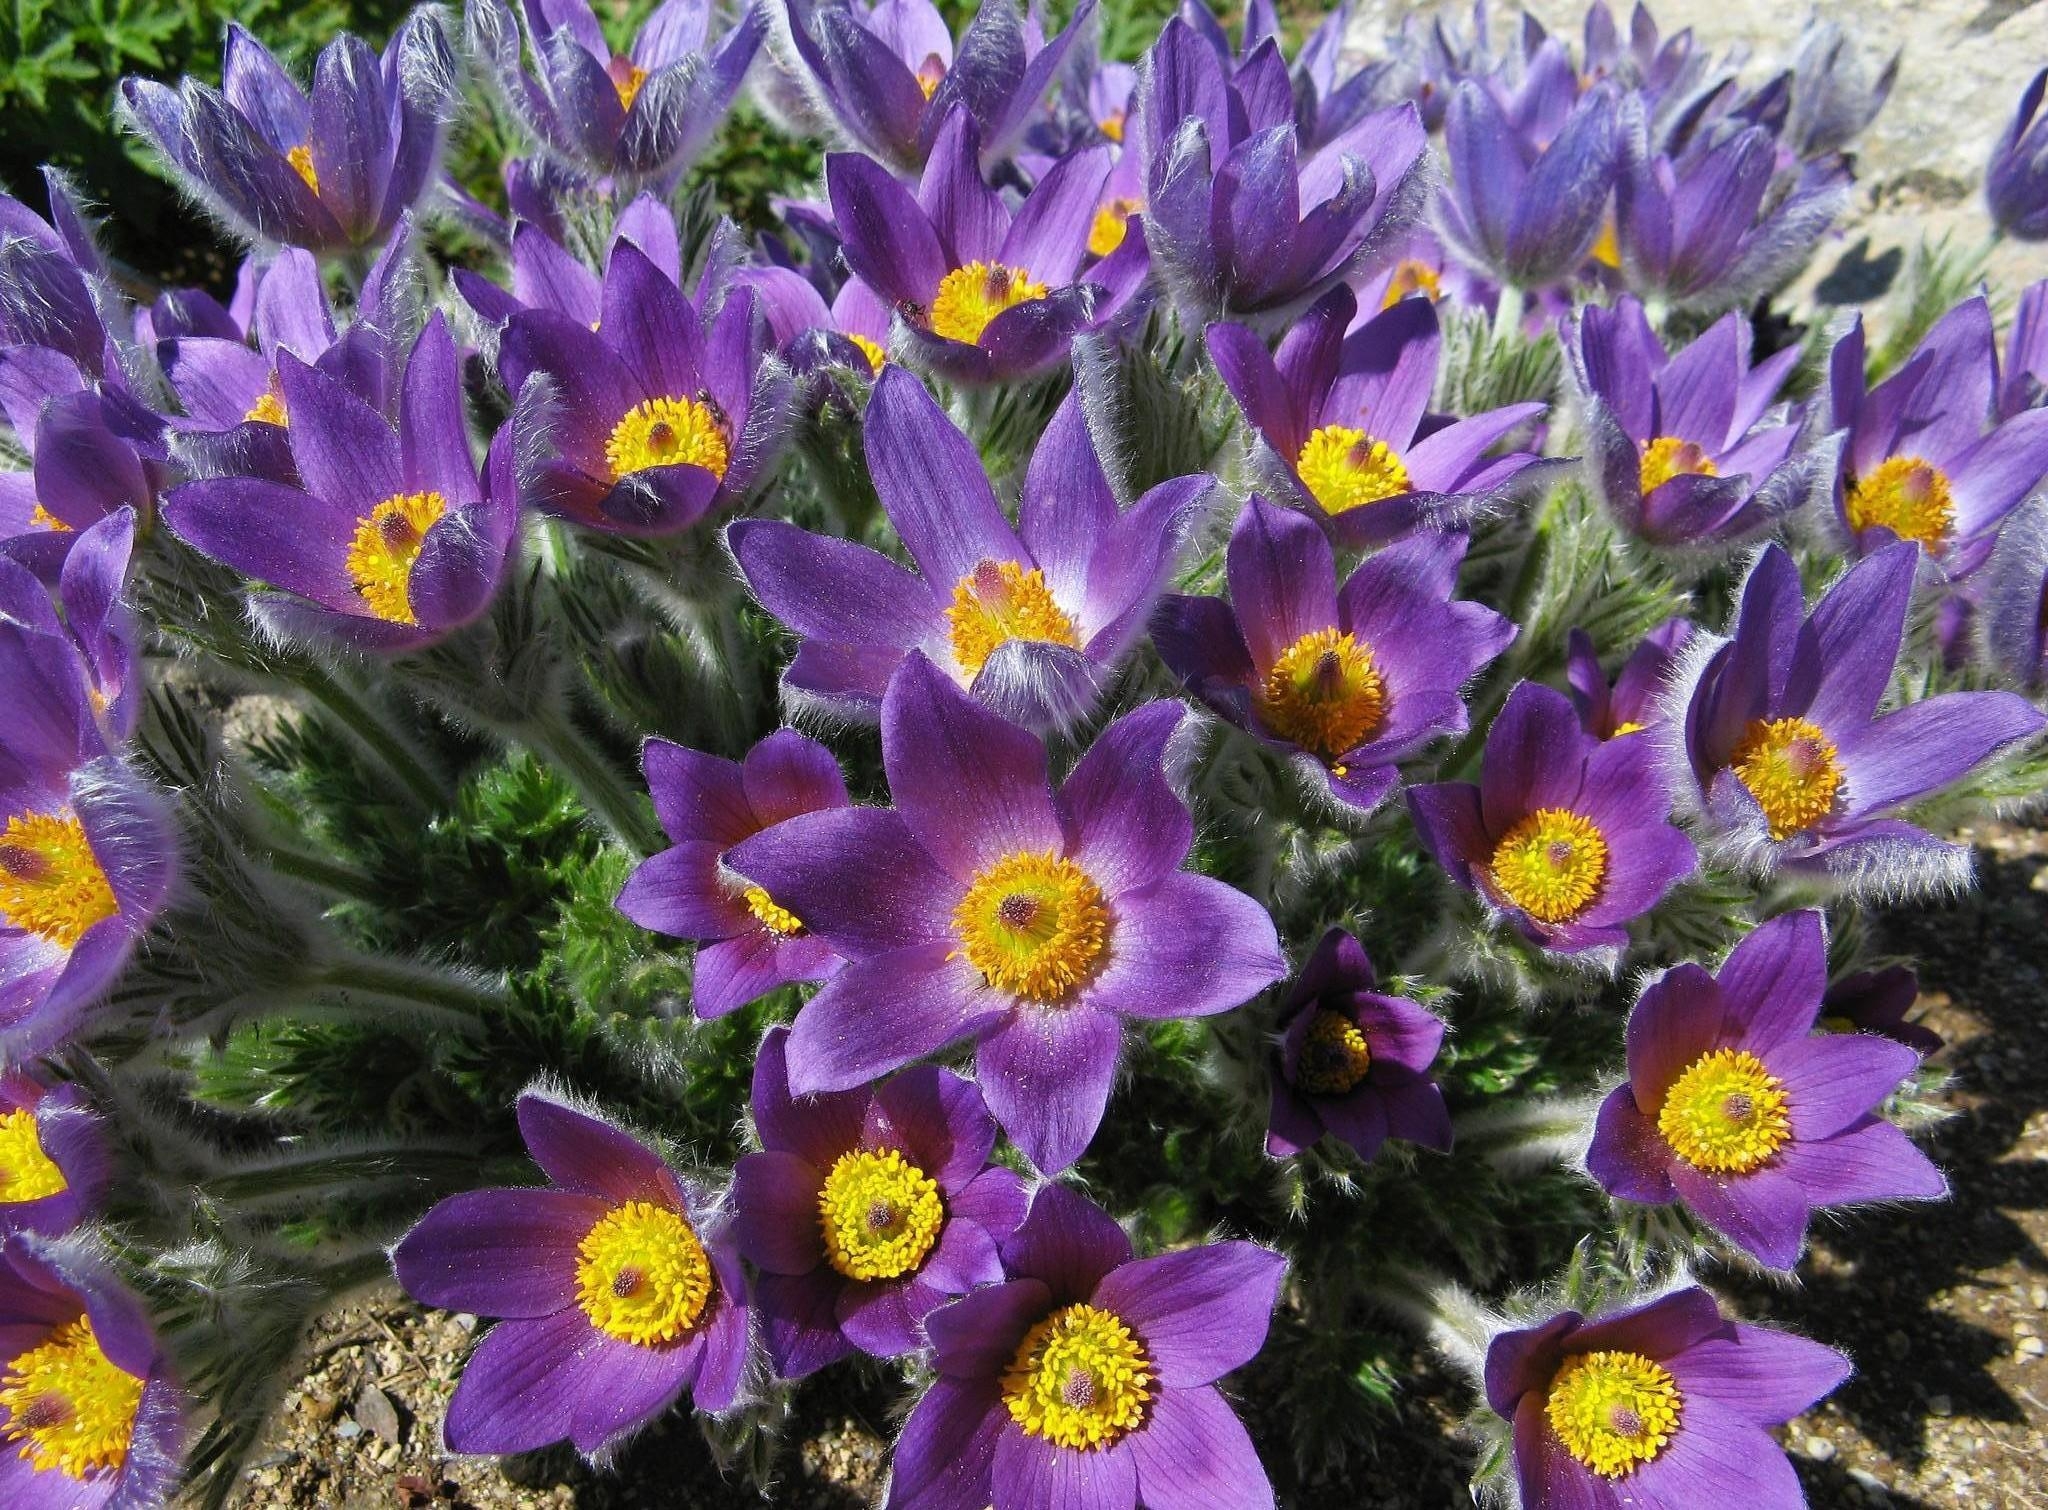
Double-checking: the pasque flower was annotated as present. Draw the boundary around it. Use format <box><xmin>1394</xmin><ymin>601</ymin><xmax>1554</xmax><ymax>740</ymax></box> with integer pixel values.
<box><xmin>1981</xmin><ymin>494</ymin><xmax>2048</xmax><ymax>691</ymax></box>
<box><xmin>1152</xmin><ymin>495</ymin><xmax>1515</xmax><ymax>813</ymax></box>
<box><xmin>451</xmin><ymin>192</ymin><xmax>680</xmax><ymax>333</ymax></box>
<box><xmin>1407</xmin><ymin>680</ymin><xmax>1697</xmax><ymax>955</ymax></box>
<box><xmin>1485</xmin><ymin>1285</ymin><xmax>1848</xmax><ymax>1509</ymax></box>
<box><xmin>733</xmin><ymin>373</ymin><xmax>1207</xmax><ymax>731</ymax></box>
<box><xmin>1266</xmin><ymin>928</ymin><xmax>1452</xmax><ymax>1163</ymax></box>
<box><xmin>724</xmin><ymin>654</ymin><xmax>1286</xmax><ymax>1175</ymax></box>
<box><xmin>887</xmin><ymin>1183</ymin><xmax>1284</xmax><ymax>1510</ymax></box>
<box><xmin>1821</xmin><ymin>962</ymin><xmax>1941</xmax><ymax>1055</ymax></box>
<box><xmin>1564</xmin><ymin>618</ymin><xmax>1694</xmax><ymax>742</ymax></box>
<box><xmin>392</xmin><ymin>1090</ymin><xmax>751</xmax><ymax>1456</ymax></box>
<box><xmin>0</xmin><ymin>510</ymin><xmax>141</xmax><ymax>744</ymax></box>
<box><xmin>1987</xmin><ymin>67</ymin><xmax>2048</xmax><ymax>240</ymax></box>
<box><xmin>730</xmin><ymin>1027</ymin><xmax>1027</xmax><ymax>1379</ymax></box>
<box><xmin>0</xmin><ymin>1071</ymin><xmax>112</xmax><ymax>1239</ymax></box>
<box><xmin>615</xmin><ymin>730</ymin><xmax>849</xmax><ymax>1018</ymax></box>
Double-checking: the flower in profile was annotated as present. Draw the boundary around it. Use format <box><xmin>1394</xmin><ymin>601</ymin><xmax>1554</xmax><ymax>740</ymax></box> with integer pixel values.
<box><xmin>1672</xmin><ymin>543</ymin><xmax>2046</xmax><ymax>890</ymax></box>
<box><xmin>725</xmin><ymin>654</ymin><xmax>1285</xmax><ymax>1175</ymax></box>
<box><xmin>393</xmin><ymin>1090</ymin><xmax>751</xmax><ymax>1456</ymax></box>
<box><xmin>1407</xmin><ymin>680</ymin><xmax>1697</xmax><ymax>956</ymax></box>
<box><xmin>1573</xmin><ymin>296</ymin><xmax>1815</xmax><ymax>548</ymax></box>
<box><xmin>1981</xmin><ymin>494</ymin><xmax>2048</xmax><ymax>691</ymax></box>
<box><xmin>1439</xmin><ymin>78</ymin><xmax>1620</xmax><ymax>291</ymax></box>
<box><xmin>1266</xmin><ymin>929</ymin><xmax>1451</xmax><ymax>1163</ymax></box>
<box><xmin>1588</xmin><ymin>911</ymin><xmax>1943</xmax><ymax>1267</ymax></box>
<box><xmin>1996</xmin><ymin>278</ymin><xmax>2047</xmax><ymax>421</ymax></box>
<box><xmin>887</xmin><ymin>1184</ymin><xmax>1283</xmax><ymax>1510</ymax></box>
<box><xmin>1153</xmin><ymin>496</ymin><xmax>1514</xmax><ymax>813</ymax></box>
<box><xmin>1484</xmin><ymin>1285</ymin><xmax>1848</xmax><ymax>1509</ymax></box>
<box><xmin>1987</xmin><ymin>67</ymin><xmax>2048</xmax><ymax>240</ymax></box>
<box><xmin>120</xmin><ymin>15</ymin><xmax>456</xmax><ymax>253</ymax></box>
<box><xmin>615</xmin><ymin>730</ymin><xmax>849</xmax><ymax>1018</ymax></box>
<box><xmin>1208</xmin><ymin>285</ymin><xmax>1557</xmax><ymax>548</ymax></box>
<box><xmin>162</xmin><ymin>315</ymin><xmax>520</xmax><ymax>653</ymax></box>
<box><xmin>0</xmin><ymin>1072</ymin><xmax>111</xmax><ymax>1239</ymax></box>
<box><xmin>730</xmin><ymin>1027</ymin><xmax>1027</xmax><ymax>1379</ymax></box>
<box><xmin>1821</xmin><ymin>963</ymin><xmax>1941</xmax><ymax>1055</ymax></box>
<box><xmin>454</xmin><ymin>193</ymin><xmax>682</xmax><ymax>333</ymax></box>
<box><xmin>1564</xmin><ymin>619</ymin><xmax>1694</xmax><ymax>742</ymax></box>
<box><xmin>465</xmin><ymin>0</ymin><xmax>766</xmax><ymax>182</ymax></box>
<box><xmin>0</xmin><ymin>510</ymin><xmax>142</xmax><ymax>743</ymax></box>
<box><xmin>732</xmin><ymin>374</ymin><xmax>1208</xmax><ymax>732</ymax></box>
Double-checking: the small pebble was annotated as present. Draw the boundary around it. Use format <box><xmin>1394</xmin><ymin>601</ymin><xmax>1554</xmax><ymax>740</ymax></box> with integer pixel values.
<box><xmin>1803</xmin><ymin>1435</ymin><xmax>1836</xmax><ymax>1461</ymax></box>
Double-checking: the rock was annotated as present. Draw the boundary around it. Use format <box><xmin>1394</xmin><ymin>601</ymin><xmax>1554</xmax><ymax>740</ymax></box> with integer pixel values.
<box><xmin>1804</xmin><ymin>1435</ymin><xmax>1838</xmax><ymax>1461</ymax></box>
<box><xmin>2019</xmin><ymin>1335</ymin><xmax>2045</xmax><ymax>1359</ymax></box>
<box><xmin>354</xmin><ymin>1383</ymin><xmax>404</xmax><ymax>1445</ymax></box>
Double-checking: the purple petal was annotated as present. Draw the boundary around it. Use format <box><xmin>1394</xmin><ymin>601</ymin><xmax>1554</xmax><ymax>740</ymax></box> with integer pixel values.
<box><xmin>786</xmin><ymin>945</ymin><xmax>1007</xmax><ymax>1095</ymax></box>
<box><xmin>1001</xmin><ymin>1183</ymin><xmax>1132</xmax><ymax>1303</ymax></box>
<box><xmin>1714</xmin><ymin>910</ymin><xmax>1826</xmax><ymax>1053</ymax></box>
<box><xmin>515</xmin><ymin>1091</ymin><xmax>681</xmax><ymax>1207</ymax></box>
<box><xmin>1227</xmin><ymin>495</ymin><xmax>1339</xmax><ymax>673</ymax></box>
<box><xmin>1126</xmin><ymin>1383</ymin><xmax>1274</xmax><ymax>1510</ymax></box>
<box><xmin>1089</xmin><ymin>1243</ymin><xmax>1283</xmax><ymax>1388</ymax></box>
<box><xmin>974</xmin><ymin>1005</ymin><xmax>1122</xmax><ymax>1175</ymax></box>
<box><xmin>1058</xmin><ymin>701</ymin><xmax>1193</xmax><ymax>894</ymax></box>
<box><xmin>1764</xmin><ymin>1034</ymin><xmax>1920</xmax><ymax>1142</ymax></box>
<box><xmin>1084</xmin><ymin>873</ymin><xmax>1285</xmax><ymax>1021</ymax></box>
<box><xmin>886</xmin><ymin>1378</ymin><xmax>1007</xmax><ymax>1510</ymax></box>
<box><xmin>1668</xmin><ymin>1323</ymin><xmax>1851</xmax><ymax>1425</ymax></box>
<box><xmin>991</xmin><ymin>1426</ymin><xmax>1136</xmax><ymax>1510</ymax></box>
<box><xmin>393</xmin><ymin>1188</ymin><xmax>604</xmax><ymax>1318</ymax></box>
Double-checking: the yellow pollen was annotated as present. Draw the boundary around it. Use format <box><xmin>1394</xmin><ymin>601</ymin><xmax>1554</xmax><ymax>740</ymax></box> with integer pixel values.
<box><xmin>1486</xmin><ymin>808</ymin><xmax>1609</xmax><ymax>924</ymax></box>
<box><xmin>0</xmin><ymin>811</ymin><xmax>117</xmax><ymax>950</ymax></box>
<box><xmin>1296</xmin><ymin>425</ymin><xmax>1411</xmax><ymax>516</ymax></box>
<box><xmin>1087</xmin><ymin>198</ymin><xmax>1141</xmax><ymax>258</ymax></box>
<box><xmin>927</xmin><ymin>261</ymin><xmax>1048</xmax><ymax>346</ymax></box>
<box><xmin>287</xmin><ymin>143</ymin><xmax>320</xmax><ymax>195</ymax></box>
<box><xmin>344</xmin><ymin>490</ymin><xmax>447</xmax><ymax>626</ymax></box>
<box><xmin>1544</xmin><ymin>1350</ymin><xmax>1681</xmax><ymax>1478</ymax></box>
<box><xmin>575</xmin><ymin>1201</ymin><xmax>713</xmax><ymax>1346</ymax></box>
<box><xmin>604</xmin><ymin>395</ymin><xmax>730</xmax><ymax>482</ymax></box>
<box><xmin>1610</xmin><ymin>720</ymin><xmax>1647</xmax><ymax>737</ymax></box>
<box><xmin>1256</xmin><ymin>626</ymin><xmax>1389</xmax><ymax>762</ymax></box>
<box><xmin>0</xmin><ymin>1317</ymin><xmax>144</xmax><ymax>1479</ymax></box>
<box><xmin>1381</xmin><ymin>258</ymin><xmax>1442</xmax><ymax>308</ymax></box>
<box><xmin>613</xmin><ymin>59</ymin><xmax>649</xmax><ymax>110</ymax></box>
<box><xmin>1001</xmin><ymin>1303</ymin><xmax>1152</xmax><ymax>1451</ymax></box>
<box><xmin>946</xmin><ymin>559</ymin><xmax>1081</xmax><ymax>678</ymax></box>
<box><xmin>953</xmin><ymin>850</ymin><xmax>1110</xmax><ymax>1002</ymax></box>
<box><xmin>816</xmin><ymin>1148</ymin><xmax>944</xmax><ymax>1281</ymax></box>
<box><xmin>848</xmin><ymin>332</ymin><xmax>886</xmax><ymax>375</ymax></box>
<box><xmin>1099</xmin><ymin>110</ymin><xmax>1126</xmax><ymax>143</ymax></box>
<box><xmin>28</xmin><ymin>504</ymin><xmax>70</xmax><ymax>533</ymax></box>
<box><xmin>1296</xmin><ymin>1010</ymin><xmax>1373</xmax><ymax>1096</ymax></box>
<box><xmin>1638</xmin><ymin>435</ymin><xmax>1719</xmax><ymax>494</ymax></box>
<box><xmin>743</xmin><ymin>885</ymin><xmax>804</xmax><ymax>938</ymax></box>
<box><xmin>243</xmin><ymin>383</ymin><xmax>288</xmax><ymax>427</ymax></box>
<box><xmin>1591</xmin><ymin>219</ymin><xmax>1622</xmax><ymax>270</ymax></box>
<box><xmin>915</xmin><ymin>54</ymin><xmax>947</xmax><ymax>100</ymax></box>
<box><xmin>1656</xmin><ymin>1047</ymin><xmax>1791</xmax><ymax>1174</ymax></box>
<box><xmin>0</xmin><ymin>1109</ymin><xmax>67</xmax><ymax>1204</ymax></box>
<box><xmin>1730</xmin><ymin>716</ymin><xmax>1843</xmax><ymax>840</ymax></box>
<box><xmin>1845</xmin><ymin>454</ymin><xmax>1955</xmax><ymax>552</ymax></box>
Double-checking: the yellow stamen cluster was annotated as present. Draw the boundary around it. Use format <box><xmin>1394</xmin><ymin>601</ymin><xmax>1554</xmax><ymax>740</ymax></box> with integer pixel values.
<box><xmin>1087</xmin><ymin>197</ymin><xmax>1141</xmax><ymax>258</ymax></box>
<box><xmin>1001</xmin><ymin>1304</ymin><xmax>1152</xmax><ymax>1451</ymax></box>
<box><xmin>1845</xmin><ymin>455</ymin><xmax>1954</xmax><ymax>552</ymax></box>
<box><xmin>0</xmin><ymin>1317</ymin><xmax>145</xmax><ymax>1479</ymax></box>
<box><xmin>1296</xmin><ymin>425</ymin><xmax>1412</xmax><ymax>516</ymax></box>
<box><xmin>1256</xmin><ymin>627</ymin><xmax>1389</xmax><ymax>763</ymax></box>
<box><xmin>612</xmin><ymin>59</ymin><xmax>649</xmax><ymax>110</ymax></box>
<box><xmin>575</xmin><ymin>1201</ymin><xmax>713</xmax><ymax>1347</ymax></box>
<box><xmin>953</xmin><ymin>850</ymin><xmax>1110</xmax><ymax>1002</ymax></box>
<box><xmin>743</xmin><ymin>885</ymin><xmax>804</xmax><ymax>939</ymax></box>
<box><xmin>1486</xmin><ymin>808</ymin><xmax>1609</xmax><ymax>924</ymax></box>
<box><xmin>816</xmin><ymin>1148</ymin><xmax>944</xmax><ymax>1281</ymax></box>
<box><xmin>1590</xmin><ymin>219</ymin><xmax>1622</xmax><ymax>270</ymax></box>
<box><xmin>1730</xmin><ymin>716</ymin><xmax>1842</xmax><ymax>840</ymax></box>
<box><xmin>1610</xmin><ymin>720</ymin><xmax>1647</xmax><ymax>737</ymax></box>
<box><xmin>915</xmin><ymin>54</ymin><xmax>947</xmax><ymax>100</ymax></box>
<box><xmin>345</xmin><ymin>490</ymin><xmax>447</xmax><ymax>626</ymax></box>
<box><xmin>0</xmin><ymin>811</ymin><xmax>117</xmax><ymax>950</ymax></box>
<box><xmin>1381</xmin><ymin>258</ymin><xmax>1443</xmax><ymax>308</ymax></box>
<box><xmin>946</xmin><ymin>559</ymin><xmax>1081</xmax><ymax>678</ymax></box>
<box><xmin>927</xmin><ymin>261</ymin><xmax>1048</xmax><ymax>346</ymax></box>
<box><xmin>1098</xmin><ymin>109</ymin><xmax>1126</xmax><ymax>143</ymax></box>
<box><xmin>1656</xmin><ymin>1048</ymin><xmax>1791</xmax><ymax>1174</ymax></box>
<box><xmin>243</xmin><ymin>380</ymin><xmax>288</xmax><ymax>427</ymax></box>
<box><xmin>287</xmin><ymin>143</ymin><xmax>320</xmax><ymax>194</ymax></box>
<box><xmin>28</xmin><ymin>504</ymin><xmax>70</xmax><ymax>534</ymax></box>
<box><xmin>847</xmin><ymin>333</ymin><xmax>887</xmax><ymax>375</ymax></box>
<box><xmin>0</xmin><ymin>1109</ymin><xmax>67</xmax><ymax>1204</ymax></box>
<box><xmin>1544</xmin><ymin>1350</ymin><xmax>1682</xmax><ymax>1478</ymax></box>
<box><xmin>1638</xmin><ymin>435</ymin><xmax>1718</xmax><ymax>494</ymax></box>
<box><xmin>604</xmin><ymin>396</ymin><xmax>731</xmax><ymax>482</ymax></box>
<box><xmin>1296</xmin><ymin>1010</ymin><xmax>1373</xmax><ymax>1096</ymax></box>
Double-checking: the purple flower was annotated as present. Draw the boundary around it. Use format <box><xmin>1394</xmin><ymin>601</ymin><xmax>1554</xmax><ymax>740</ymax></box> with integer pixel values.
<box><xmin>725</xmin><ymin>654</ymin><xmax>1286</xmax><ymax>1174</ymax></box>
<box><xmin>162</xmin><ymin>315</ymin><xmax>520</xmax><ymax>653</ymax></box>
<box><xmin>120</xmin><ymin>15</ymin><xmax>456</xmax><ymax>253</ymax></box>
<box><xmin>1988</xmin><ymin>67</ymin><xmax>2048</xmax><ymax>240</ymax></box>
<box><xmin>733</xmin><ymin>373</ymin><xmax>1206</xmax><ymax>733</ymax></box>
<box><xmin>0</xmin><ymin>1071</ymin><xmax>112</xmax><ymax>1239</ymax></box>
<box><xmin>0</xmin><ymin>511</ymin><xmax>141</xmax><ymax>744</ymax></box>
<box><xmin>1588</xmin><ymin>911</ymin><xmax>1944</xmax><ymax>1267</ymax></box>
<box><xmin>1564</xmin><ymin>618</ymin><xmax>1695</xmax><ymax>742</ymax></box>
<box><xmin>1266</xmin><ymin>928</ymin><xmax>1451</xmax><ymax>1162</ymax></box>
<box><xmin>1153</xmin><ymin>496</ymin><xmax>1514</xmax><ymax>813</ymax></box>
<box><xmin>1673</xmin><ymin>542</ymin><xmax>2046</xmax><ymax>889</ymax></box>
<box><xmin>729</xmin><ymin>1027</ymin><xmax>1027</xmax><ymax>1379</ymax></box>
<box><xmin>1208</xmin><ymin>285</ymin><xmax>1557</xmax><ymax>548</ymax></box>
<box><xmin>1350</xmin><ymin>226</ymin><xmax>1495</xmax><ymax>319</ymax></box>
<box><xmin>887</xmin><ymin>1183</ymin><xmax>1283</xmax><ymax>1510</ymax></box>
<box><xmin>453</xmin><ymin>193</ymin><xmax>681</xmax><ymax>333</ymax></box>
<box><xmin>1573</xmin><ymin>295</ymin><xmax>1816</xmax><ymax>547</ymax></box>
<box><xmin>615</xmin><ymin>730</ymin><xmax>849</xmax><ymax>1018</ymax></box>
<box><xmin>1822</xmin><ymin>963</ymin><xmax>1941</xmax><ymax>1056</ymax></box>
<box><xmin>0</xmin><ymin>382</ymin><xmax>165</xmax><ymax>581</ymax></box>
<box><xmin>1982</xmin><ymin>494</ymin><xmax>2048</xmax><ymax>691</ymax></box>
<box><xmin>465</xmin><ymin>0</ymin><xmax>765</xmax><ymax>182</ymax></box>
<box><xmin>1407</xmin><ymin>680</ymin><xmax>1697</xmax><ymax>956</ymax></box>
<box><xmin>1439</xmin><ymin>78</ymin><xmax>1621</xmax><ymax>290</ymax></box>
<box><xmin>1996</xmin><ymin>278</ymin><xmax>2047</xmax><ymax>421</ymax></box>
<box><xmin>392</xmin><ymin>1090</ymin><xmax>751</xmax><ymax>1456</ymax></box>
<box><xmin>1484</xmin><ymin>1285</ymin><xmax>1848</xmax><ymax>1510</ymax></box>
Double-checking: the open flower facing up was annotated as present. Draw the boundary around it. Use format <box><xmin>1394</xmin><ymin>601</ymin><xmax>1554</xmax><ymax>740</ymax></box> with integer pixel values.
<box><xmin>1484</xmin><ymin>1285</ymin><xmax>1848</xmax><ymax>1510</ymax></box>
<box><xmin>1153</xmin><ymin>496</ymin><xmax>1515</xmax><ymax>813</ymax></box>
<box><xmin>1407</xmin><ymin>680</ymin><xmax>1697</xmax><ymax>956</ymax></box>
<box><xmin>0</xmin><ymin>1071</ymin><xmax>111</xmax><ymax>1239</ymax></box>
<box><xmin>732</xmin><ymin>374</ymin><xmax>1208</xmax><ymax>732</ymax></box>
<box><xmin>1821</xmin><ymin>963</ymin><xmax>1941</xmax><ymax>1055</ymax></box>
<box><xmin>615</xmin><ymin>730</ymin><xmax>849</xmax><ymax>1018</ymax></box>
<box><xmin>392</xmin><ymin>1091</ymin><xmax>750</xmax><ymax>1457</ymax></box>
<box><xmin>1587</xmin><ymin>910</ymin><xmax>1943</xmax><ymax>1267</ymax></box>
<box><xmin>1673</xmin><ymin>543</ymin><xmax>2046</xmax><ymax>891</ymax></box>
<box><xmin>730</xmin><ymin>1027</ymin><xmax>1027</xmax><ymax>1379</ymax></box>
<box><xmin>1208</xmin><ymin>286</ymin><xmax>1557</xmax><ymax>547</ymax></box>
<box><xmin>887</xmin><ymin>1183</ymin><xmax>1284</xmax><ymax>1510</ymax></box>
<box><xmin>1564</xmin><ymin>618</ymin><xmax>1694</xmax><ymax>742</ymax></box>
<box><xmin>1573</xmin><ymin>296</ymin><xmax>1814</xmax><ymax>548</ymax></box>
<box><xmin>162</xmin><ymin>315</ymin><xmax>520</xmax><ymax>653</ymax></box>
<box><xmin>1988</xmin><ymin>68</ymin><xmax>2048</xmax><ymax>241</ymax></box>
<box><xmin>465</xmin><ymin>0</ymin><xmax>766</xmax><ymax>183</ymax></box>
<box><xmin>1266</xmin><ymin>929</ymin><xmax>1452</xmax><ymax>1163</ymax></box>
<box><xmin>120</xmin><ymin>15</ymin><xmax>456</xmax><ymax>253</ymax></box>
<box><xmin>725</xmin><ymin>654</ymin><xmax>1286</xmax><ymax>1175</ymax></box>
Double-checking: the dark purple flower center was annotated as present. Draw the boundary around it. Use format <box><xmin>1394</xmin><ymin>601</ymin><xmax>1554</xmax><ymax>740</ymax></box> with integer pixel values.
<box><xmin>865</xmin><ymin>1199</ymin><xmax>897</xmax><ymax>1233</ymax></box>
<box><xmin>18</xmin><ymin>1392</ymin><xmax>73</xmax><ymax>1431</ymax></box>
<box><xmin>1061</xmin><ymin>1368</ymin><xmax>1098</xmax><ymax>1408</ymax></box>
<box><xmin>1608</xmin><ymin>1405</ymin><xmax>1644</xmax><ymax>1438</ymax></box>
<box><xmin>611</xmin><ymin>1266</ymin><xmax>644</xmax><ymax>1299</ymax></box>
<box><xmin>1545</xmin><ymin>839</ymin><xmax>1576</xmax><ymax>867</ymax></box>
<box><xmin>1722</xmin><ymin>1093</ymin><xmax>1754</xmax><ymax>1121</ymax></box>
<box><xmin>998</xmin><ymin>893</ymin><xmax>1042</xmax><ymax>929</ymax></box>
<box><xmin>0</xmin><ymin>843</ymin><xmax>48</xmax><ymax>880</ymax></box>
<box><xmin>378</xmin><ymin>509</ymin><xmax>425</xmax><ymax>548</ymax></box>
